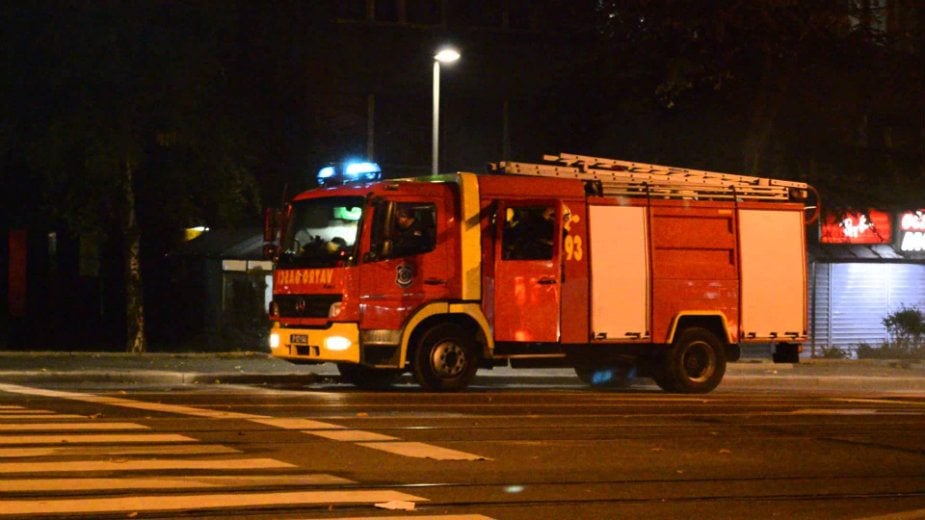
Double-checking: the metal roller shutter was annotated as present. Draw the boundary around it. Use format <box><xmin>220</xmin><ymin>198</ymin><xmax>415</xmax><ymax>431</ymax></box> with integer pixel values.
<box><xmin>815</xmin><ymin>263</ymin><xmax>925</xmax><ymax>352</ymax></box>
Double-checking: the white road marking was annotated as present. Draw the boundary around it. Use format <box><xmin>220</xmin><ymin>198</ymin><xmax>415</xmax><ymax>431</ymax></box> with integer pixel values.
<box><xmin>0</xmin><ymin>383</ymin><xmax>267</xmax><ymax>420</ymax></box>
<box><xmin>0</xmin><ymin>409</ymin><xmax>56</xmax><ymax>415</ymax></box>
<box><xmin>251</xmin><ymin>417</ymin><xmax>344</xmax><ymax>430</ymax></box>
<box><xmin>0</xmin><ymin>457</ymin><xmax>294</xmax><ymax>474</ymax></box>
<box><xmin>0</xmin><ymin>385</ymin><xmax>462</xmax><ymax>517</ymax></box>
<box><xmin>0</xmin><ymin>473</ymin><xmax>354</xmax><ymax>492</ymax></box>
<box><xmin>358</xmin><ymin>441</ymin><xmax>491</xmax><ymax>461</ymax></box>
<box><xmin>0</xmin><ymin>414</ymin><xmax>86</xmax><ymax>420</ymax></box>
<box><xmin>0</xmin><ymin>433</ymin><xmax>195</xmax><ymax>445</ymax></box>
<box><xmin>309</xmin><ymin>429</ymin><xmax>398</xmax><ymax>442</ymax></box>
<box><xmin>0</xmin><ymin>383</ymin><xmax>489</xmax><ymax>461</ymax></box>
<box><xmin>790</xmin><ymin>409</ymin><xmax>879</xmax><ymax>415</ymax></box>
<box><xmin>0</xmin><ymin>406</ymin><xmax>24</xmax><ymax>410</ymax></box>
<box><xmin>835</xmin><ymin>398</ymin><xmax>925</xmax><ymax>407</ymax></box>
<box><xmin>0</xmin><ymin>444</ymin><xmax>239</xmax><ymax>458</ymax></box>
<box><xmin>0</xmin><ymin>422</ymin><xmax>147</xmax><ymax>431</ymax></box>
<box><xmin>0</xmin><ymin>490</ymin><xmax>426</xmax><ymax>516</ymax></box>
<box><xmin>332</xmin><ymin>515</ymin><xmax>495</xmax><ymax>520</ymax></box>
<box><xmin>852</xmin><ymin>507</ymin><xmax>925</xmax><ymax>520</ymax></box>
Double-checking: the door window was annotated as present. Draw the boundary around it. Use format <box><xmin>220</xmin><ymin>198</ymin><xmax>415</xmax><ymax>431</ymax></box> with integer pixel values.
<box><xmin>502</xmin><ymin>205</ymin><xmax>555</xmax><ymax>260</ymax></box>
<box><xmin>370</xmin><ymin>201</ymin><xmax>436</xmax><ymax>260</ymax></box>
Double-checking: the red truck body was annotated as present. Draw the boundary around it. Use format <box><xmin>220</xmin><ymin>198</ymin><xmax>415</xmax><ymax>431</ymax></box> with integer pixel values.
<box><xmin>267</xmin><ymin>154</ymin><xmax>812</xmax><ymax>392</ymax></box>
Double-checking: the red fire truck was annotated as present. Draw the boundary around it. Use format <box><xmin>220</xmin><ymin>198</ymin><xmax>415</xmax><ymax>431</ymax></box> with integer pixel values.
<box><xmin>264</xmin><ymin>153</ymin><xmax>814</xmax><ymax>393</ymax></box>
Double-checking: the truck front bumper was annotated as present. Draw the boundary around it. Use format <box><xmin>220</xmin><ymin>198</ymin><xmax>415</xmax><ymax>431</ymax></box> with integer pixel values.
<box><xmin>269</xmin><ymin>322</ymin><xmax>360</xmax><ymax>364</ymax></box>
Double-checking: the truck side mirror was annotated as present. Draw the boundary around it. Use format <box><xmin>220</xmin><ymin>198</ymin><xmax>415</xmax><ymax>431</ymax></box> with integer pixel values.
<box><xmin>264</xmin><ymin>207</ymin><xmax>286</xmax><ymax>261</ymax></box>
<box><xmin>263</xmin><ymin>207</ymin><xmax>280</xmax><ymax>242</ymax></box>
<box><xmin>380</xmin><ymin>239</ymin><xmax>394</xmax><ymax>259</ymax></box>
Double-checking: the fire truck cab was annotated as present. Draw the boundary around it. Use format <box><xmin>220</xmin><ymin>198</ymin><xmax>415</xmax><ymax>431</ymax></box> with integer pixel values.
<box><xmin>266</xmin><ymin>153</ymin><xmax>813</xmax><ymax>393</ymax></box>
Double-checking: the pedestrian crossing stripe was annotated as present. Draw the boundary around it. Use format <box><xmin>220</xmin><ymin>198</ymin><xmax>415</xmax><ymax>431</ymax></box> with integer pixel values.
<box><xmin>0</xmin><ymin>384</ymin><xmax>265</xmax><ymax>419</ymax></box>
<box><xmin>0</xmin><ymin>444</ymin><xmax>239</xmax><ymax>458</ymax></box>
<box><xmin>308</xmin><ymin>429</ymin><xmax>398</xmax><ymax>442</ymax></box>
<box><xmin>0</xmin><ymin>414</ymin><xmax>86</xmax><ymax>419</ymax></box>
<box><xmin>0</xmin><ymin>383</ymin><xmax>491</xmax><ymax>461</ymax></box>
<box><xmin>0</xmin><ymin>457</ymin><xmax>295</xmax><ymax>474</ymax></box>
<box><xmin>0</xmin><ymin>490</ymin><xmax>427</xmax><ymax>516</ymax></box>
<box><xmin>0</xmin><ymin>433</ymin><xmax>195</xmax><ymax>445</ymax></box>
<box><xmin>0</xmin><ymin>422</ymin><xmax>147</xmax><ymax>431</ymax></box>
<box><xmin>0</xmin><ymin>473</ymin><xmax>352</xmax><ymax>492</ymax></box>
<box><xmin>0</xmin><ymin>393</ymin><xmax>446</xmax><ymax>518</ymax></box>
<box><xmin>358</xmin><ymin>441</ymin><xmax>489</xmax><ymax>461</ymax></box>
<box><xmin>333</xmin><ymin>516</ymin><xmax>494</xmax><ymax>520</ymax></box>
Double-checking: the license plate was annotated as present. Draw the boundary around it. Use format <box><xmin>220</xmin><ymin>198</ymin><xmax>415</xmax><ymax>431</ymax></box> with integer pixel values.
<box><xmin>289</xmin><ymin>334</ymin><xmax>309</xmax><ymax>345</ymax></box>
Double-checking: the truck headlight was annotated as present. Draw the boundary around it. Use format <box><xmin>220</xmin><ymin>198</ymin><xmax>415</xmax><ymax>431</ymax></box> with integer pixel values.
<box><xmin>324</xmin><ymin>336</ymin><xmax>351</xmax><ymax>351</ymax></box>
<box><xmin>269</xmin><ymin>332</ymin><xmax>280</xmax><ymax>349</ymax></box>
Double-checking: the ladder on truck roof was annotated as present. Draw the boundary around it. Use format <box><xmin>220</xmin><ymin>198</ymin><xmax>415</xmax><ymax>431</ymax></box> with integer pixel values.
<box><xmin>489</xmin><ymin>152</ymin><xmax>810</xmax><ymax>202</ymax></box>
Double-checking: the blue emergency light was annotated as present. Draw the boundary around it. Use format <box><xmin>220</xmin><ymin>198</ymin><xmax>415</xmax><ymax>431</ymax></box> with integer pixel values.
<box><xmin>316</xmin><ymin>160</ymin><xmax>382</xmax><ymax>186</ymax></box>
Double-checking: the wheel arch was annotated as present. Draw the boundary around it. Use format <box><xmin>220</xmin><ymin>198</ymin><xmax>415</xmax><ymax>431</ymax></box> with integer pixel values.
<box><xmin>399</xmin><ymin>302</ymin><xmax>492</xmax><ymax>367</ymax></box>
<box><xmin>666</xmin><ymin>312</ymin><xmax>733</xmax><ymax>347</ymax></box>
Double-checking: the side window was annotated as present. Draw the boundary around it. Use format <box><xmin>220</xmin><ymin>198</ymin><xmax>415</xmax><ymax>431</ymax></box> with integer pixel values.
<box><xmin>502</xmin><ymin>205</ymin><xmax>555</xmax><ymax>260</ymax></box>
<box><xmin>388</xmin><ymin>202</ymin><xmax>436</xmax><ymax>258</ymax></box>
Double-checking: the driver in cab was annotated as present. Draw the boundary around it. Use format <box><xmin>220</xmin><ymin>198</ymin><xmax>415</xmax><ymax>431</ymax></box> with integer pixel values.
<box><xmin>391</xmin><ymin>205</ymin><xmax>431</xmax><ymax>257</ymax></box>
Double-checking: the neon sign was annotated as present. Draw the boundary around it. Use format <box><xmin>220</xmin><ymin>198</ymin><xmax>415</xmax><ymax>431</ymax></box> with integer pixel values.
<box><xmin>819</xmin><ymin>210</ymin><xmax>892</xmax><ymax>244</ymax></box>
<box><xmin>899</xmin><ymin>210</ymin><xmax>925</xmax><ymax>252</ymax></box>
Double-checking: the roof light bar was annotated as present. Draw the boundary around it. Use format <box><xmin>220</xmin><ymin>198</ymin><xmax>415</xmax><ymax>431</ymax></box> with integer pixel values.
<box><xmin>316</xmin><ymin>160</ymin><xmax>382</xmax><ymax>186</ymax></box>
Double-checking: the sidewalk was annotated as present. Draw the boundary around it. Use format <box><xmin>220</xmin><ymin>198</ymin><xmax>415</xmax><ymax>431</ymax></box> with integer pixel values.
<box><xmin>0</xmin><ymin>350</ymin><xmax>923</xmax><ymax>390</ymax></box>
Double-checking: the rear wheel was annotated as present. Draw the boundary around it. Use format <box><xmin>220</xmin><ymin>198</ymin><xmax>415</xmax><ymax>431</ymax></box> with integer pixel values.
<box><xmin>655</xmin><ymin>327</ymin><xmax>726</xmax><ymax>393</ymax></box>
<box><xmin>336</xmin><ymin>363</ymin><xmax>401</xmax><ymax>390</ymax></box>
<box><xmin>413</xmin><ymin>323</ymin><xmax>479</xmax><ymax>391</ymax></box>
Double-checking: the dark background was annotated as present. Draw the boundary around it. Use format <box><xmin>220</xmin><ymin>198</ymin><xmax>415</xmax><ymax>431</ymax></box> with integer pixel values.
<box><xmin>1</xmin><ymin>1</ymin><xmax>922</xmax><ymax>351</ymax></box>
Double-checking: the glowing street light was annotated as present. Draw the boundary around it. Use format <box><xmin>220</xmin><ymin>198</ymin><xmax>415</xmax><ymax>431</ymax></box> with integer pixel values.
<box><xmin>432</xmin><ymin>47</ymin><xmax>460</xmax><ymax>175</ymax></box>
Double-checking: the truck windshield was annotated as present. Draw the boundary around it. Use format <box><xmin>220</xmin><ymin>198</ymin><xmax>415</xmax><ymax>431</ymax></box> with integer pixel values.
<box><xmin>279</xmin><ymin>196</ymin><xmax>364</xmax><ymax>268</ymax></box>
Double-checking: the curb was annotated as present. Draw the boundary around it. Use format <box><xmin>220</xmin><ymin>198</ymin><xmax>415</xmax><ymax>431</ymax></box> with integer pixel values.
<box><xmin>0</xmin><ymin>371</ymin><xmax>324</xmax><ymax>386</ymax></box>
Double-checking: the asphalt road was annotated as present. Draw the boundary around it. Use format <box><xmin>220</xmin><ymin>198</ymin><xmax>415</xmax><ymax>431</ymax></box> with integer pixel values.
<box><xmin>0</xmin><ymin>374</ymin><xmax>924</xmax><ymax>519</ymax></box>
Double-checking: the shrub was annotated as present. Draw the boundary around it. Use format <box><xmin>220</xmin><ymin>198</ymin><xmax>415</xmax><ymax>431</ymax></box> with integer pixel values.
<box><xmin>819</xmin><ymin>345</ymin><xmax>849</xmax><ymax>359</ymax></box>
<box><xmin>856</xmin><ymin>342</ymin><xmax>923</xmax><ymax>360</ymax></box>
<box><xmin>883</xmin><ymin>305</ymin><xmax>925</xmax><ymax>350</ymax></box>
<box><xmin>855</xmin><ymin>308</ymin><xmax>925</xmax><ymax>360</ymax></box>
<box><xmin>856</xmin><ymin>343</ymin><xmax>877</xmax><ymax>359</ymax></box>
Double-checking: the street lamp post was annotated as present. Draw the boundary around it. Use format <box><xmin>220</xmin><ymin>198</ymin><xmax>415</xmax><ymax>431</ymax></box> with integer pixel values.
<box><xmin>432</xmin><ymin>47</ymin><xmax>460</xmax><ymax>175</ymax></box>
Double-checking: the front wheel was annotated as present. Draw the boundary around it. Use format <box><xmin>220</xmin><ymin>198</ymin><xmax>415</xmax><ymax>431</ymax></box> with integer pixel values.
<box><xmin>413</xmin><ymin>323</ymin><xmax>479</xmax><ymax>391</ymax></box>
<box><xmin>655</xmin><ymin>327</ymin><xmax>726</xmax><ymax>393</ymax></box>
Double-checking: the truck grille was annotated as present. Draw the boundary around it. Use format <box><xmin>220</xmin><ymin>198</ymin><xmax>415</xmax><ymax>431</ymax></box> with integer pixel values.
<box><xmin>275</xmin><ymin>294</ymin><xmax>341</xmax><ymax>318</ymax></box>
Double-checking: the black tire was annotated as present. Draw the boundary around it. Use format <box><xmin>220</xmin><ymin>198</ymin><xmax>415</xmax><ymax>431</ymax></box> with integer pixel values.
<box><xmin>574</xmin><ymin>365</ymin><xmax>632</xmax><ymax>388</ymax></box>
<box><xmin>336</xmin><ymin>363</ymin><xmax>401</xmax><ymax>390</ymax></box>
<box><xmin>655</xmin><ymin>327</ymin><xmax>726</xmax><ymax>393</ymax></box>
<box><xmin>412</xmin><ymin>323</ymin><xmax>479</xmax><ymax>391</ymax></box>
<box><xmin>650</xmin><ymin>355</ymin><xmax>678</xmax><ymax>392</ymax></box>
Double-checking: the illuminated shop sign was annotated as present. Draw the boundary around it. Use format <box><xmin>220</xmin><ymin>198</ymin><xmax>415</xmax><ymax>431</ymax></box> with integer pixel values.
<box><xmin>819</xmin><ymin>210</ymin><xmax>892</xmax><ymax>244</ymax></box>
<box><xmin>899</xmin><ymin>210</ymin><xmax>925</xmax><ymax>252</ymax></box>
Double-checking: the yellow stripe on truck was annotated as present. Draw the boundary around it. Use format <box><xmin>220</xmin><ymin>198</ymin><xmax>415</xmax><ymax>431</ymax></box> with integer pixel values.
<box><xmin>457</xmin><ymin>173</ymin><xmax>482</xmax><ymax>301</ymax></box>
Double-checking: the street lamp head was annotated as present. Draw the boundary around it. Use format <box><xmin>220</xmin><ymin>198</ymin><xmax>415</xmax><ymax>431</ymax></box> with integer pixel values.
<box><xmin>434</xmin><ymin>48</ymin><xmax>461</xmax><ymax>64</ymax></box>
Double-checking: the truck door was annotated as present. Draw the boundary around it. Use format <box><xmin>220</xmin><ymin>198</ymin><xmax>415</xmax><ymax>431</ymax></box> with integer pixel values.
<box><xmin>493</xmin><ymin>201</ymin><xmax>562</xmax><ymax>342</ymax></box>
<box><xmin>359</xmin><ymin>188</ymin><xmax>453</xmax><ymax>331</ymax></box>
